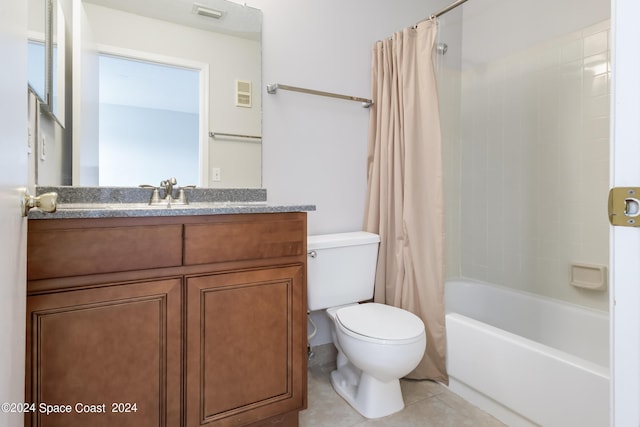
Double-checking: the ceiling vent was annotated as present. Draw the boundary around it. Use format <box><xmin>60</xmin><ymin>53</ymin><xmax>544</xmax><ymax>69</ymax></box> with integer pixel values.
<box><xmin>193</xmin><ymin>3</ymin><xmax>224</xmax><ymax>19</ymax></box>
<box><xmin>236</xmin><ymin>80</ymin><xmax>252</xmax><ymax>108</ymax></box>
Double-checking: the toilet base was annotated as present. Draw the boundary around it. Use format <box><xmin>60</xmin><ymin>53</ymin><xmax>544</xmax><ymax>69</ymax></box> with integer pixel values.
<box><xmin>330</xmin><ymin>367</ymin><xmax>405</xmax><ymax>419</ymax></box>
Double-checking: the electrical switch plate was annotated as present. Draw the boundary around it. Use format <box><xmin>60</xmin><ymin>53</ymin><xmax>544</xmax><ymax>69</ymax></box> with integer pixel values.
<box><xmin>40</xmin><ymin>135</ymin><xmax>46</xmax><ymax>161</ymax></box>
<box><xmin>212</xmin><ymin>167</ymin><xmax>221</xmax><ymax>182</ymax></box>
<box><xmin>27</xmin><ymin>126</ymin><xmax>33</xmax><ymax>154</ymax></box>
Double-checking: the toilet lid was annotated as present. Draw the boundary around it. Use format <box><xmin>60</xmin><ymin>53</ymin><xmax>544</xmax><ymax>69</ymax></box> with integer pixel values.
<box><xmin>335</xmin><ymin>303</ymin><xmax>424</xmax><ymax>341</ymax></box>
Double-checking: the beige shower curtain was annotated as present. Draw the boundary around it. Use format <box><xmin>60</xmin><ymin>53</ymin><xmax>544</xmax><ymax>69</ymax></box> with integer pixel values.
<box><xmin>363</xmin><ymin>19</ymin><xmax>447</xmax><ymax>384</ymax></box>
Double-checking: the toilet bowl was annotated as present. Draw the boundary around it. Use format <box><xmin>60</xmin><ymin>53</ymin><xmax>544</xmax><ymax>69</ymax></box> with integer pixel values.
<box><xmin>307</xmin><ymin>232</ymin><xmax>427</xmax><ymax>419</ymax></box>
<box><xmin>326</xmin><ymin>303</ymin><xmax>426</xmax><ymax>418</ymax></box>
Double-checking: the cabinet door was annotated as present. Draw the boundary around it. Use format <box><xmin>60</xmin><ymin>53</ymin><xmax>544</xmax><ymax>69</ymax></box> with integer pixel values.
<box><xmin>26</xmin><ymin>278</ymin><xmax>182</xmax><ymax>427</ymax></box>
<box><xmin>186</xmin><ymin>266</ymin><xmax>305</xmax><ymax>427</ymax></box>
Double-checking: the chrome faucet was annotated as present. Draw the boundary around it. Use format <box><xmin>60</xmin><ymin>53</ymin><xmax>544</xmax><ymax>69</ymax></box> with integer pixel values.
<box><xmin>175</xmin><ymin>185</ymin><xmax>196</xmax><ymax>204</ymax></box>
<box><xmin>139</xmin><ymin>184</ymin><xmax>162</xmax><ymax>204</ymax></box>
<box><xmin>160</xmin><ymin>177</ymin><xmax>178</xmax><ymax>203</ymax></box>
<box><xmin>140</xmin><ymin>178</ymin><xmax>195</xmax><ymax>206</ymax></box>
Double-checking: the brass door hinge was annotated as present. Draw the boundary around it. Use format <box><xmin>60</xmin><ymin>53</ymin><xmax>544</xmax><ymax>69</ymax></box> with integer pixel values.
<box><xmin>609</xmin><ymin>187</ymin><xmax>640</xmax><ymax>227</ymax></box>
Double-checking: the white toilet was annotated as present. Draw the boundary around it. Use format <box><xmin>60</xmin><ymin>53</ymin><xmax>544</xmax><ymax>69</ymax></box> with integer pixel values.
<box><xmin>307</xmin><ymin>231</ymin><xmax>426</xmax><ymax>419</ymax></box>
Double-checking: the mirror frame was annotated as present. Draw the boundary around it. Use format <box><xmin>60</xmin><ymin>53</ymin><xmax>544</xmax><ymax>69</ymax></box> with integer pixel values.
<box><xmin>43</xmin><ymin>0</ymin><xmax>66</xmax><ymax>126</ymax></box>
<box><xmin>27</xmin><ymin>0</ymin><xmax>46</xmax><ymax>103</ymax></box>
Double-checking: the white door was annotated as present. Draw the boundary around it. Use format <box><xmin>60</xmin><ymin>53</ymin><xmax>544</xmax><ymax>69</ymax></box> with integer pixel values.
<box><xmin>611</xmin><ymin>0</ymin><xmax>640</xmax><ymax>425</ymax></box>
<box><xmin>0</xmin><ymin>0</ymin><xmax>29</xmax><ymax>426</ymax></box>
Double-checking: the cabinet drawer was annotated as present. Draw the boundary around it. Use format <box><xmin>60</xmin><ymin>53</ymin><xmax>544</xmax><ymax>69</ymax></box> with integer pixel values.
<box><xmin>184</xmin><ymin>216</ymin><xmax>305</xmax><ymax>265</ymax></box>
<box><xmin>28</xmin><ymin>224</ymin><xmax>183</xmax><ymax>280</ymax></box>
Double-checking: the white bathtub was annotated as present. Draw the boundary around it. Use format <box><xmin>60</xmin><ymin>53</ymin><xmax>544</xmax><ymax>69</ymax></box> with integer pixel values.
<box><xmin>445</xmin><ymin>279</ymin><xmax>609</xmax><ymax>427</ymax></box>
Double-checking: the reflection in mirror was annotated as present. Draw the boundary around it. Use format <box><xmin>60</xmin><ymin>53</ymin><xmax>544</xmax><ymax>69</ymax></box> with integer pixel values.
<box><xmin>28</xmin><ymin>0</ymin><xmax>46</xmax><ymax>101</ymax></box>
<box><xmin>45</xmin><ymin>0</ymin><xmax>66</xmax><ymax>123</ymax></box>
<box><xmin>99</xmin><ymin>54</ymin><xmax>200</xmax><ymax>186</ymax></box>
<box><xmin>71</xmin><ymin>0</ymin><xmax>262</xmax><ymax>188</ymax></box>
<box><xmin>28</xmin><ymin>41</ymin><xmax>46</xmax><ymax>101</ymax></box>
<box><xmin>28</xmin><ymin>0</ymin><xmax>66</xmax><ymax>124</ymax></box>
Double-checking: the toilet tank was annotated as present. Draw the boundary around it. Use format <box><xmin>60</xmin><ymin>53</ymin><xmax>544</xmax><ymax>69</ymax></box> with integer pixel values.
<box><xmin>307</xmin><ymin>232</ymin><xmax>380</xmax><ymax>311</ymax></box>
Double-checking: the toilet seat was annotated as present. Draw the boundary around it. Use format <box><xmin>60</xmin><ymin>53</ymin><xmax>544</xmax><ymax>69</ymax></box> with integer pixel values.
<box><xmin>335</xmin><ymin>303</ymin><xmax>425</xmax><ymax>345</ymax></box>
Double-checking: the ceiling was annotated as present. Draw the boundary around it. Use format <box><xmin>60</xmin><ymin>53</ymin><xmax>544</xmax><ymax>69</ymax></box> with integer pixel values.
<box><xmin>83</xmin><ymin>0</ymin><xmax>261</xmax><ymax>40</ymax></box>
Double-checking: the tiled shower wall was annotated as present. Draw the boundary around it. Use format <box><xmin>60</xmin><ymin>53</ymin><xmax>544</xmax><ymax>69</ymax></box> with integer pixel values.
<box><xmin>443</xmin><ymin>20</ymin><xmax>610</xmax><ymax>311</ymax></box>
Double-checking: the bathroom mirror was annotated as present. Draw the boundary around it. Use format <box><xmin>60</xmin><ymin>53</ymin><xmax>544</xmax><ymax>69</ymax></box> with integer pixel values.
<box><xmin>28</xmin><ymin>0</ymin><xmax>46</xmax><ymax>102</ymax></box>
<box><xmin>46</xmin><ymin>0</ymin><xmax>66</xmax><ymax>124</ymax></box>
<box><xmin>28</xmin><ymin>0</ymin><xmax>66</xmax><ymax>125</ymax></box>
<box><xmin>71</xmin><ymin>0</ymin><xmax>262</xmax><ymax>188</ymax></box>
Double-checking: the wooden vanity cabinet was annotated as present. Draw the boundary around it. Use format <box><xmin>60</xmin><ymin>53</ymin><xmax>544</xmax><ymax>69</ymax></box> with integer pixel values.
<box><xmin>26</xmin><ymin>278</ymin><xmax>182</xmax><ymax>427</ymax></box>
<box><xmin>186</xmin><ymin>266</ymin><xmax>305</xmax><ymax>426</ymax></box>
<box><xmin>26</xmin><ymin>213</ymin><xmax>308</xmax><ymax>427</ymax></box>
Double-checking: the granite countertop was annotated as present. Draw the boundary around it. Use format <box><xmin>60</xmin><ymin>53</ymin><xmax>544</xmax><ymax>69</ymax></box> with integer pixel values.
<box><xmin>28</xmin><ymin>186</ymin><xmax>315</xmax><ymax>219</ymax></box>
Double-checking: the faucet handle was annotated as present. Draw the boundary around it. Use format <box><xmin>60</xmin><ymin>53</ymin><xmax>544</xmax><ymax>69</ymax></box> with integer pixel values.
<box><xmin>139</xmin><ymin>184</ymin><xmax>161</xmax><ymax>204</ymax></box>
<box><xmin>176</xmin><ymin>185</ymin><xmax>196</xmax><ymax>205</ymax></box>
<box><xmin>160</xmin><ymin>177</ymin><xmax>178</xmax><ymax>188</ymax></box>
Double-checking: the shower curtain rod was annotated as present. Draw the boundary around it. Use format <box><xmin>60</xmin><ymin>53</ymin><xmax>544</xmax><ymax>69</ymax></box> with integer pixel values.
<box><xmin>419</xmin><ymin>0</ymin><xmax>470</xmax><ymax>24</ymax></box>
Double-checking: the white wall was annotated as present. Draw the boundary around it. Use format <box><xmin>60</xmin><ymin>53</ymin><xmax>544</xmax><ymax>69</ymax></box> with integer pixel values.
<box><xmin>240</xmin><ymin>0</ymin><xmax>451</xmax><ymax>346</ymax></box>
<box><xmin>245</xmin><ymin>0</ymin><xmax>449</xmax><ymax>235</ymax></box>
<box><xmin>27</xmin><ymin>82</ymin><xmax>68</xmax><ymax>187</ymax></box>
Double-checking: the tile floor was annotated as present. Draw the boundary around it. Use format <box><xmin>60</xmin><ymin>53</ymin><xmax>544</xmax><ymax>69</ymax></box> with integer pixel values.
<box><xmin>300</xmin><ymin>362</ymin><xmax>507</xmax><ymax>427</ymax></box>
